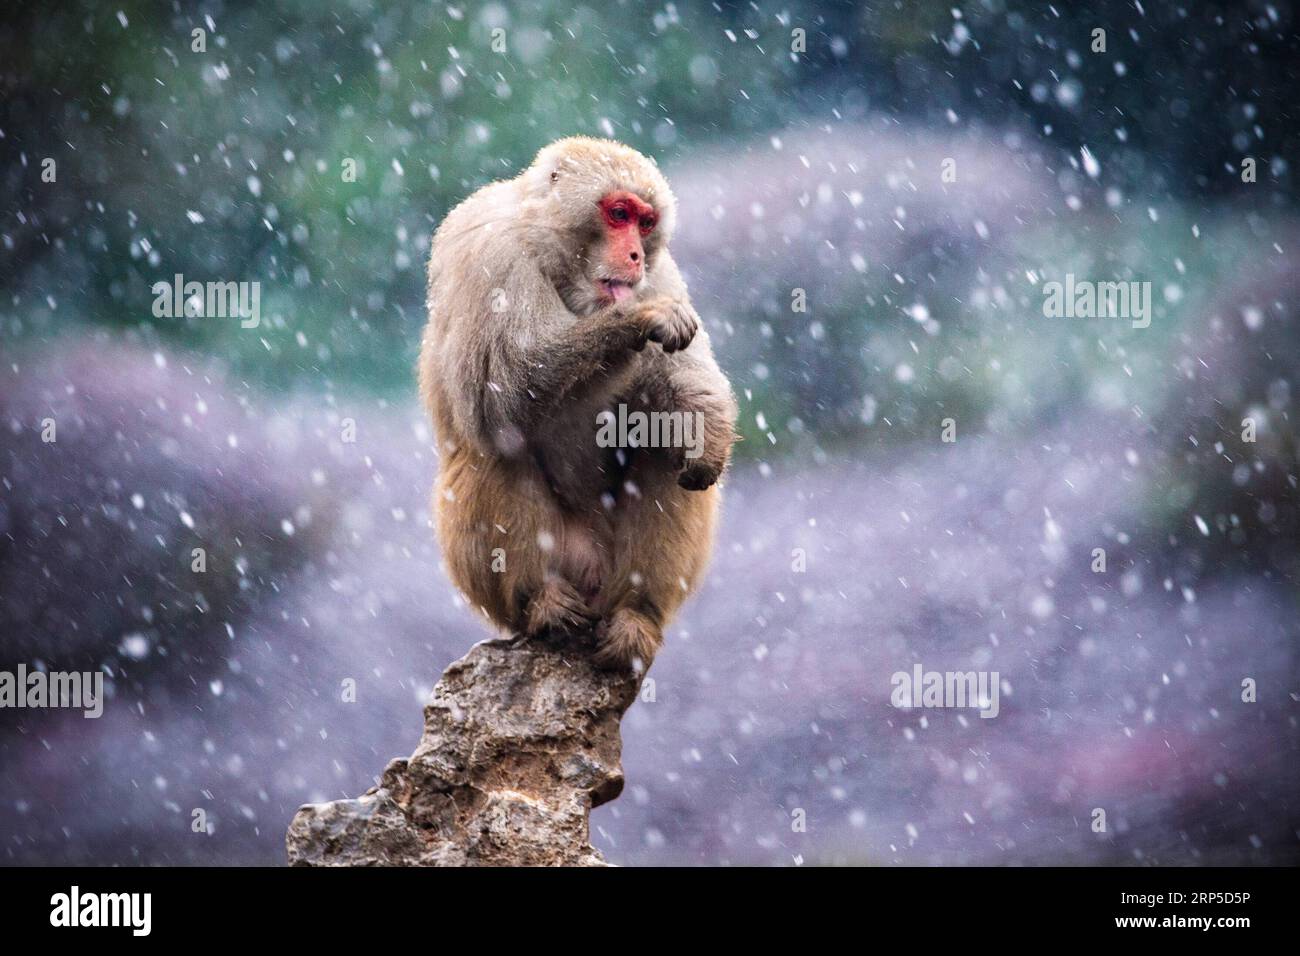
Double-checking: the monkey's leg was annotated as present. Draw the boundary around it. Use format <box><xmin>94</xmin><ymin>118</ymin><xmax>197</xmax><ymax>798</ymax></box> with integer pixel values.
<box><xmin>594</xmin><ymin>464</ymin><xmax>721</xmax><ymax>670</ymax></box>
<box><xmin>622</xmin><ymin>343</ymin><xmax>738</xmax><ymax>493</ymax></box>
<box><xmin>435</xmin><ymin>450</ymin><xmax>598</xmax><ymax>638</ymax></box>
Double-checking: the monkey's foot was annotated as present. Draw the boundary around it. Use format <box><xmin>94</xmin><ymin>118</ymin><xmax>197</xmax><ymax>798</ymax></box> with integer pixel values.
<box><xmin>525</xmin><ymin>577</ymin><xmax>599</xmax><ymax>638</ymax></box>
<box><xmin>677</xmin><ymin>458</ymin><xmax>722</xmax><ymax>491</ymax></box>
<box><xmin>593</xmin><ymin>608</ymin><xmax>662</xmax><ymax>672</ymax></box>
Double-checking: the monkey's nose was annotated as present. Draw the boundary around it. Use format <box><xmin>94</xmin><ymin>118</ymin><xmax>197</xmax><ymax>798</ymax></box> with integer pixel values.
<box><xmin>629</xmin><ymin>250</ymin><xmax>639</xmax><ymax>263</ymax></box>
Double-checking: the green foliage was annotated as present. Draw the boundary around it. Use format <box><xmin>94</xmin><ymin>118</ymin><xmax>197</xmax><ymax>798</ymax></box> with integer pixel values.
<box><xmin>2</xmin><ymin>0</ymin><xmax>1294</xmax><ymax>428</ymax></box>
<box><xmin>2</xmin><ymin>0</ymin><xmax>801</xmax><ymax>391</ymax></box>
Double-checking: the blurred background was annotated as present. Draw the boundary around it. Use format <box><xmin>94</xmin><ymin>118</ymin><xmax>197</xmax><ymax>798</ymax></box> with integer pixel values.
<box><xmin>2</xmin><ymin>0</ymin><xmax>1298</xmax><ymax>865</ymax></box>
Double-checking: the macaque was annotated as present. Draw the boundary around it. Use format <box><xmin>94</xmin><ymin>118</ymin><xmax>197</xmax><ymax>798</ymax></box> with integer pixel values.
<box><xmin>420</xmin><ymin>137</ymin><xmax>737</xmax><ymax>670</ymax></box>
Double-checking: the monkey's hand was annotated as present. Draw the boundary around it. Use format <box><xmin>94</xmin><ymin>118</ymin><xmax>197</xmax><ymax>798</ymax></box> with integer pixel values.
<box><xmin>629</xmin><ymin>297</ymin><xmax>699</xmax><ymax>354</ymax></box>
<box><xmin>525</xmin><ymin>575</ymin><xmax>599</xmax><ymax>638</ymax></box>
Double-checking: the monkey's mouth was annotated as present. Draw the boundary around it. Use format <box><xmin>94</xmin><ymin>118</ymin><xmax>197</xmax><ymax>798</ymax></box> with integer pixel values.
<box><xmin>598</xmin><ymin>279</ymin><xmax>636</xmax><ymax>303</ymax></box>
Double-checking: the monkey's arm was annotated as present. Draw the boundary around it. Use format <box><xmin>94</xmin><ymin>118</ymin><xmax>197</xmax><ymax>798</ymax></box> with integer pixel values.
<box><xmin>629</xmin><ymin>321</ymin><xmax>739</xmax><ymax>490</ymax></box>
<box><xmin>450</xmin><ymin>267</ymin><xmax>694</xmax><ymax>452</ymax></box>
<box><xmin>519</xmin><ymin>310</ymin><xmax>695</xmax><ymax>416</ymax></box>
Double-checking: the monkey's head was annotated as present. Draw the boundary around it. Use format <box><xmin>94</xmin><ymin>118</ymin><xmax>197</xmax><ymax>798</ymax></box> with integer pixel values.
<box><xmin>522</xmin><ymin>137</ymin><xmax>677</xmax><ymax>316</ymax></box>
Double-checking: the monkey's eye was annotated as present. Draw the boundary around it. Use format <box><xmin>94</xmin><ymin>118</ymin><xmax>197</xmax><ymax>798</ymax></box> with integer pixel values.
<box><xmin>549</xmin><ymin>170</ymin><xmax>559</xmax><ymax>184</ymax></box>
<box><xmin>609</xmin><ymin>206</ymin><xmax>630</xmax><ymax>223</ymax></box>
<box><xmin>639</xmin><ymin>214</ymin><xmax>657</xmax><ymax>234</ymax></box>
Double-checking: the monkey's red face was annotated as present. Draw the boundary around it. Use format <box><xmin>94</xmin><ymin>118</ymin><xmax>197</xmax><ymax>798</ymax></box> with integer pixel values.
<box><xmin>594</xmin><ymin>191</ymin><xmax>657</xmax><ymax>303</ymax></box>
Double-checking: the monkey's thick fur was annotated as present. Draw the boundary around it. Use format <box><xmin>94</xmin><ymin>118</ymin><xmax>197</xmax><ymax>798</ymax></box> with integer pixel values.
<box><xmin>420</xmin><ymin>138</ymin><xmax>738</xmax><ymax>669</ymax></box>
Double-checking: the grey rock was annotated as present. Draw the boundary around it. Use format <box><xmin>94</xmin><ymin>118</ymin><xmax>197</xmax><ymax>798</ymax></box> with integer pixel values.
<box><xmin>287</xmin><ymin>633</ymin><xmax>639</xmax><ymax>866</ymax></box>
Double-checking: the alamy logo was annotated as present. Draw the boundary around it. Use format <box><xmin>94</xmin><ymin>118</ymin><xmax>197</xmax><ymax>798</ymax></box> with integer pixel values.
<box><xmin>1042</xmin><ymin>273</ymin><xmax>1151</xmax><ymax>329</ymax></box>
<box><xmin>596</xmin><ymin>403</ymin><xmax>704</xmax><ymax>459</ymax></box>
<box><xmin>890</xmin><ymin>664</ymin><xmax>1000</xmax><ymax>718</ymax></box>
<box><xmin>151</xmin><ymin>273</ymin><xmax>260</xmax><ymax>328</ymax></box>
<box><xmin>50</xmin><ymin>886</ymin><xmax>151</xmax><ymax>936</ymax></box>
<box><xmin>0</xmin><ymin>664</ymin><xmax>103</xmax><ymax>718</ymax></box>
